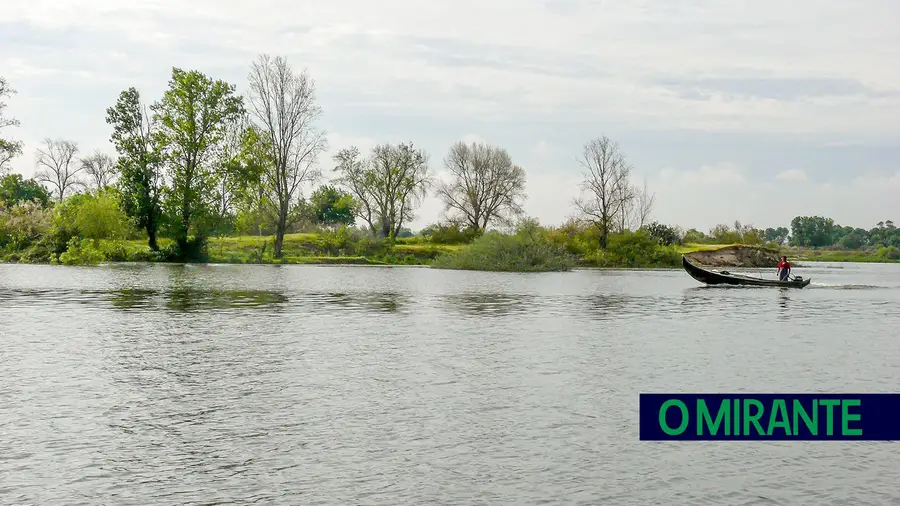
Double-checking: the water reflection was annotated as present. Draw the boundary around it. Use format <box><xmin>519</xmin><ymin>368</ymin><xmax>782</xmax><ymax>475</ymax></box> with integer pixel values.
<box><xmin>165</xmin><ymin>289</ymin><xmax>289</xmax><ymax>312</ymax></box>
<box><xmin>444</xmin><ymin>293</ymin><xmax>533</xmax><ymax>317</ymax></box>
<box><xmin>777</xmin><ymin>289</ymin><xmax>790</xmax><ymax>313</ymax></box>
<box><xmin>580</xmin><ymin>293</ymin><xmax>633</xmax><ymax>320</ymax></box>
<box><xmin>317</xmin><ymin>292</ymin><xmax>407</xmax><ymax>313</ymax></box>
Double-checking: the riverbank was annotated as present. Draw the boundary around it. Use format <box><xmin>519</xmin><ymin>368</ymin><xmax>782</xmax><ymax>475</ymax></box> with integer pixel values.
<box><xmin>677</xmin><ymin>243</ymin><xmax>900</xmax><ymax>265</ymax></box>
<box><xmin>3</xmin><ymin>232</ymin><xmax>897</xmax><ymax>268</ymax></box>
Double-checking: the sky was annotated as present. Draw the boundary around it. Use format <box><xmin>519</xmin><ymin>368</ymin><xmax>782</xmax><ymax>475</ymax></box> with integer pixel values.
<box><xmin>1</xmin><ymin>0</ymin><xmax>898</xmax><ymax>232</ymax></box>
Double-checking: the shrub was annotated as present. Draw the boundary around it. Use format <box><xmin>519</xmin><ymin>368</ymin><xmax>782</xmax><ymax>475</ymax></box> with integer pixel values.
<box><xmin>59</xmin><ymin>237</ymin><xmax>106</xmax><ymax>265</ymax></box>
<box><xmin>643</xmin><ymin>221</ymin><xmax>683</xmax><ymax>246</ymax></box>
<box><xmin>432</xmin><ymin>219</ymin><xmax>575</xmax><ymax>272</ymax></box>
<box><xmin>0</xmin><ymin>200</ymin><xmax>52</xmax><ymax>251</ymax></box>
<box><xmin>876</xmin><ymin>246</ymin><xmax>900</xmax><ymax>261</ymax></box>
<box><xmin>420</xmin><ymin>221</ymin><xmax>479</xmax><ymax>244</ymax></box>
<box><xmin>584</xmin><ymin>230</ymin><xmax>681</xmax><ymax>268</ymax></box>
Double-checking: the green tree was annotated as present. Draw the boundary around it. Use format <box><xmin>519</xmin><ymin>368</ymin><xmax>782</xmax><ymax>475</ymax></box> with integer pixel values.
<box><xmin>0</xmin><ymin>173</ymin><xmax>52</xmax><ymax>207</ymax></box>
<box><xmin>210</xmin><ymin>115</ymin><xmax>267</xmax><ymax>236</ymax></box>
<box><xmin>152</xmin><ymin>68</ymin><xmax>244</xmax><ymax>255</ymax></box>
<box><xmin>0</xmin><ymin>77</ymin><xmax>24</xmax><ymax>174</ymax></box>
<box><xmin>309</xmin><ymin>184</ymin><xmax>357</xmax><ymax>227</ymax></box>
<box><xmin>790</xmin><ymin>215</ymin><xmax>836</xmax><ymax>248</ymax></box>
<box><xmin>644</xmin><ymin>221</ymin><xmax>682</xmax><ymax>246</ymax></box>
<box><xmin>764</xmin><ymin>226</ymin><xmax>789</xmax><ymax>245</ymax></box>
<box><xmin>106</xmin><ymin>87</ymin><xmax>164</xmax><ymax>250</ymax></box>
<box><xmin>839</xmin><ymin>228</ymin><xmax>868</xmax><ymax>249</ymax></box>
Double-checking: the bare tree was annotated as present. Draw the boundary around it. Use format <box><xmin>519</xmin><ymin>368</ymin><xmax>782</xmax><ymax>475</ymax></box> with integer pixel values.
<box><xmin>436</xmin><ymin>140</ymin><xmax>526</xmax><ymax>233</ymax></box>
<box><xmin>34</xmin><ymin>138</ymin><xmax>84</xmax><ymax>201</ymax></box>
<box><xmin>80</xmin><ymin>150</ymin><xmax>118</xmax><ymax>189</ymax></box>
<box><xmin>246</xmin><ymin>53</ymin><xmax>327</xmax><ymax>258</ymax></box>
<box><xmin>634</xmin><ymin>178</ymin><xmax>655</xmax><ymax>229</ymax></box>
<box><xmin>333</xmin><ymin>142</ymin><xmax>432</xmax><ymax>239</ymax></box>
<box><xmin>620</xmin><ymin>177</ymin><xmax>654</xmax><ymax>231</ymax></box>
<box><xmin>1</xmin><ymin>77</ymin><xmax>24</xmax><ymax>174</ymax></box>
<box><xmin>573</xmin><ymin>136</ymin><xmax>634</xmax><ymax>248</ymax></box>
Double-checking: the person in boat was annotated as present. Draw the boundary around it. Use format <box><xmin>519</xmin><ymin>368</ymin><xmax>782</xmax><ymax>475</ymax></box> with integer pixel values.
<box><xmin>777</xmin><ymin>256</ymin><xmax>792</xmax><ymax>281</ymax></box>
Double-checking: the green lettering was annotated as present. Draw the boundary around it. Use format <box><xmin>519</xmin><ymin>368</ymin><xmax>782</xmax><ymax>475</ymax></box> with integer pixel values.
<box><xmin>841</xmin><ymin>399</ymin><xmax>862</xmax><ymax>436</ymax></box>
<box><xmin>793</xmin><ymin>399</ymin><xmax>817</xmax><ymax>435</ymax></box>
<box><xmin>743</xmin><ymin>399</ymin><xmax>765</xmax><ymax>435</ymax></box>
<box><xmin>767</xmin><ymin>399</ymin><xmax>792</xmax><ymax>436</ymax></box>
<box><xmin>659</xmin><ymin>399</ymin><xmax>689</xmax><ymax>436</ymax></box>
<box><xmin>820</xmin><ymin>399</ymin><xmax>840</xmax><ymax>436</ymax></box>
<box><xmin>697</xmin><ymin>399</ymin><xmax>730</xmax><ymax>436</ymax></box>
<box><xmin>733</xmin><ymin>398</ymin><xmax>740</xmax><ymax>435</ymax></box>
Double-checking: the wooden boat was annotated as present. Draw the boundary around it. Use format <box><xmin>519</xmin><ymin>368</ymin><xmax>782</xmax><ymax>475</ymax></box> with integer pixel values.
<box><xmin>682</xmin><ymin>256</ymin><xmax>811</xmax><ymax>288</ymax></box>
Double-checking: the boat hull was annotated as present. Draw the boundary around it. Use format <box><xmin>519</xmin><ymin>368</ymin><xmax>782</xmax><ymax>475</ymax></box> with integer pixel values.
<box><xmin>682</xmin><ymin>256</ymin><xmax>811</xmax><ymax>288</ymax></box>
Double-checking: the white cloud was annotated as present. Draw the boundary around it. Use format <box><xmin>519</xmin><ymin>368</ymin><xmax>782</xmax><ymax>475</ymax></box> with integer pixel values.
<box><xmin>648</xmin><ymin>165</ymin><xmax>894</xmax><ymax>231</ymax></box>
<box><xmin>775</xmin><ymin>169</ymin><xmax>809</xmax><ymax>182</ymax></box>
<box><xmin>1</xmin><ymin>0</ymin><xmax>898</xmax><ymax>231</ymax></box>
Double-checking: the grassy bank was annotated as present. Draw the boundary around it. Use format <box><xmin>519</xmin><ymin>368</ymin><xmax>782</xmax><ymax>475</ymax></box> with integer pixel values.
<box><xmin>81</xmin><ymin>233</ymin><xmax>464</xmax><ymax>266</ymax></box>
<box><xmin>6</xmin><ymin>227</ymin><xmax>896</xmax><ymax>271</ymax></box>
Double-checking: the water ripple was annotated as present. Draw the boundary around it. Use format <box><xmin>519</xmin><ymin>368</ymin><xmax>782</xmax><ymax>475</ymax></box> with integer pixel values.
<box><xmin>1</xmin><ymin>263</ymin><xmax>899</xmax><ymax>504</ymax></box>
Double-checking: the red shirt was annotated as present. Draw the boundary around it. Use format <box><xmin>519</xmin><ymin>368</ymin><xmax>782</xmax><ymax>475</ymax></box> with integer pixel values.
<box><xmin>778</xmin><ymin>260</ymin><xmax>791</xmax><ymax>270</ymax></box>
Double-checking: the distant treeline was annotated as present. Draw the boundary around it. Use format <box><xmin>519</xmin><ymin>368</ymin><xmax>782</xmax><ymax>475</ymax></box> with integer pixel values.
<box><xmin>1</xmin><ymin>66</ymin><xmax>898</xmax><ymax>268</ymax></box>
<box><xmin>680</xmin><ymin>217</ymin><xmax>899</xmax><ymax>252</ymax></box>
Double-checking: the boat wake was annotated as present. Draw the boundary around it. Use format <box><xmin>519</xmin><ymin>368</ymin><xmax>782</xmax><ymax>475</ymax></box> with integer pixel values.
<box><xmin>809</xmin><ymin>283</ymin><xmax>888</xmax><ymax>290</ymax></box>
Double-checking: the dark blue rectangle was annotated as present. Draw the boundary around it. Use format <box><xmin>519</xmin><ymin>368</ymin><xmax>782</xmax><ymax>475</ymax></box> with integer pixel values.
<box><xmin>640</xmin><ymin>394</ymin><xmax>900</xmax><ymax>440</ymax></box>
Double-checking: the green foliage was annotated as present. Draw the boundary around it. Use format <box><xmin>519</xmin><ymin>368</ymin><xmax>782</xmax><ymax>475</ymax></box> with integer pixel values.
<box><xmin>315</xmin><ymin>226</ymin><xmax>386</xmax><ymax>256</ymax></box>
<box><xmin>152</xmin><ymin>67</ymin><xmax>244</xmax><ymax>254</ymax></box>
<box><xmin>0</xmin><ymin>173</ymin><xmax>52</xmax><ymax>207</ymax></box>
<box><xmin>764</xmin><ymin>226</ymin><xmax>789</xmax><ymax>245</ymax></box>
<box><xmin>1</xmin><ymin>77</ymin><xmax>24</xmax><ymax>173</ymax></box>
<box><xmin>59</xmin><ymin>237</ymin><xmax>106</xmax><ymax>265</ymax></box>
<box><xmin>106</xmin><ymin>86</ymin><xmax>164</xmax><ymax>250</ymax></box>
<box><xmin>432</xmin><ymin>218</ymin><xmax>575</xmax><ymax>272</ymax></box>
<box><xmin>72</xmin><ymin>189</ymin><xmax>131</xmax><ymax>242</ymax></box>
<box><xmin>583</xmin><ymin>230</ymin><xmax>681</xmax><ymax>268</ymax></box>
<box><xmin>707</xmin><ymin>221</ymin><xmax>763</xmax><ymax>245</ymax></box>
<box><xmin>309</xmin><ymin>184</ymin><xmax>358</xmax><ymax>227</ymax></box>
<box><xmin>643</xmin><ymin>221</ymin><xmax>682</xmax><ymax>246</ymax></box>
<box><xmin>790</xmin><ymin>215</ymin><xmax>836</xmax><ymax>248</ymax></box>
<box><xmin>0</xmin><ymin>200</ymin><xmax>52</xmax><ymax>251</ymax></box>
<box><xmin>420</xmin><ymin>221</ymin><xmax>480</xmax><ymax>244</ymax></box>
<box><xmin>876</xmin><ymin>246</ymin><xmax>900</xmax><ymax>261</ymax></box>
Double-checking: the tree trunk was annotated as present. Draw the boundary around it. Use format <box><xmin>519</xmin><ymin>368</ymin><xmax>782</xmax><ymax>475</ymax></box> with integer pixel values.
<box><xmin>147</xmin><ymin>218</ymin><xmax>158</xmax><ymax>251</ymax></box>
<box><xmin>274</xmin><ymin>208</ymin><xmax>288</xmax><ymax>258</ymax></box>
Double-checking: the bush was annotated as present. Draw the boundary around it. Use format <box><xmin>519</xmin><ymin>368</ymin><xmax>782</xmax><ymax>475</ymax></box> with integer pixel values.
<box><xmin>0</xmin><ymin>200</ymin><xmax>52</xmax><ymax>251</ymax></box>
<box><xmin>584</xmin><ymin>230</ymin><xmax>681</xmax><ymax>268</ymax></box>
<box><xmin>643</xmin><ymin>221</ymin><xmax>683</xmax><ymax>246</ymax></box>
<box><xmin>876</xmin><ymin>246</ymin><xmax>900</xmax><ymax>261</ymax></box>
<box><xmin>59</xmin><ymin>237</ymin><xmax>106</xmax><ymax>265</ymax></box>
<box><xmin>420</xmin><ymin>221</ymin><xmax>479</xmax><ymax>244</ymax></box>
<box><xmin>315</xmin><ymin>226</ymin><xmax>386</xmax><ymax>256</ymax></box>
<box><xmin>432</xmin><ymin>219</ymin><xmax>575</xmax><ymax>272</ymax></box>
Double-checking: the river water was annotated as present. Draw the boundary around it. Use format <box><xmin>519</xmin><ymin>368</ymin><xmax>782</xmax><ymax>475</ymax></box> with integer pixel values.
<box><xmin>1</xmin><ymin>262</ymin><xmax>899</xmax><ymax>505</ymax></box>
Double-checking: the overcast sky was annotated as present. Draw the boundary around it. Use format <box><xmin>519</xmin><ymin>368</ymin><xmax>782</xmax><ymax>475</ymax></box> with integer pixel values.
<box><xmin>2</xmin><ymin>0</ymin><xmax>898</xmax><ymax>232</ymax></box>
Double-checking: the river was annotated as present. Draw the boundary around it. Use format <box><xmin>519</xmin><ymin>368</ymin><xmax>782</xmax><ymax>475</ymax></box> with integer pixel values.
<box><xmin>1</xmin><ymin>262</ymin><xmax>898</xmax><ymax>505</ymax></box>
